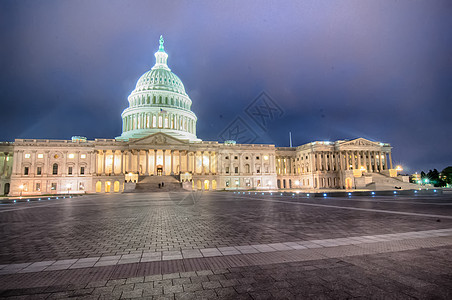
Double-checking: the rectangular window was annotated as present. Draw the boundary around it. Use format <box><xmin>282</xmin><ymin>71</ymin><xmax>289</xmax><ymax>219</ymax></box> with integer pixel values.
<box><xmin>37</xmin><ymin>167</ymin><xmax>42</xmax><ymax>175</ymax></box>
<box><xmin>79</xmin><ymin>182</ymin><xmax>85</xmax><ymax>190</ymax></box>
<box><xmin>68</xmin><ymin>153</ymin><xmax>75</xmax><ymax>159</ymax></box>
<box><xmin>37</xmin><ymin>154</ymin><xmax>43</xmax><ymax>159</ymax></box>
<box><xmin>51</xmin><ymin>183</ymin><xmax>57</xmax><ymax>190</ymax></box>
<box><xmin>24</xmin><ymin>167</ymin><xmax>29</xmax><ymax>175</ymax></box>
<box><xmin>225</xmin><ymin>167</ymin><xmax>229</xmax><ymax>174</ymax></box>
<box><xmin>68</xmin><ymin>167</ymin><xmax>73</xmax><ymax>175</ymax></box>
<box><xmin>81</xmin><ymin>154</ymin><xmax>86</xmax><ymax>159</ymax></box>
<box><xmin>36</xmin><ymin>183</ymin><xmax>41</xmax><ymax>191</ymax></box>
<box><xmin>24</xmin><ymin>153</ymin><xmax>30</xmax><ymax>158</ymax></box>
<box><xmin>80</xmin><ymin>166</ymin><xmax>85</xmax><ymax>175</ymax></box>
<box><xmin>235</xmin><ymin>167</ymin><xmax>239</xmax><ymax>174</ymax></box>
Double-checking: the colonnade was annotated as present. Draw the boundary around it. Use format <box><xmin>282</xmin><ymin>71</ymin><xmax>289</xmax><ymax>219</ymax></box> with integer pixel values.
<box><xmin>277</xmin><ymin>150</ymin><xmax>393</xmax><ymax>175</ymax></box>
<box><xmin>122</xmin><ymin>112</ymin><xmax>195</xmax><ymax>134</ymax></box>
<box><xmin>94</xmin><ymin>149</ymin><xmax>217</xmax><ymax>176</ymax></box>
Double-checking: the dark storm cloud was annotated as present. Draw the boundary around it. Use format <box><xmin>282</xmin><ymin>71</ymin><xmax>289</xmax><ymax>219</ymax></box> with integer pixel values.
<box><xmin>1</xmin><ymin>0</ymin><xmax>451</xmax><ymax>173</ymax></box>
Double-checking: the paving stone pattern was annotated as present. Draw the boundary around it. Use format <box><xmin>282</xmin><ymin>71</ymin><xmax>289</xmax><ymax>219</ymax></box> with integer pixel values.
<box><xmin>1</xmin><ymin>193</ymin><xmax>452</xmax><ymax>264</ymax></box>
<box><xmin>0</xmin><ymin>192</ymin><xmax>451</xmax><ymax>299</ymax></box>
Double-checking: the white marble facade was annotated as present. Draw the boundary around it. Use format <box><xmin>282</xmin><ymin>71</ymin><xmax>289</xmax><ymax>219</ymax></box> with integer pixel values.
<box><xmin>0</xmin><ymin>38</ymin><xmax>395</xmax><ymax>195</ymax></box>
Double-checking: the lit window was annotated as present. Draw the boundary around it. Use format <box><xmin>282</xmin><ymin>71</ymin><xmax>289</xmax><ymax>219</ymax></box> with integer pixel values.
<box><xmin>37</xmin><ymin>154</ymin><xmax>43</xmax><ymax>159</ymax></box>
<box><xmin>68</xmin><ymin>154</ymin><xmax>75</xmax><ymax>159</ymax></box>
<box><xmin>51</xmin><ymin>183</ymin><xmax>57</xmax><ymax>190</ymax></box>
<box><xmin>24</xmin><ymin>153</ymin><xmax>30</xmax><ymax>159</ymax></box>
<box><xmin>263</xmin><ymin>155</ymin><xmax>269</xmax><ymax>160</ymax></box>
<box><xmin>81</xmin><ymin>154</ymin><xmax>86</xmax><ymax>159</ymax></box>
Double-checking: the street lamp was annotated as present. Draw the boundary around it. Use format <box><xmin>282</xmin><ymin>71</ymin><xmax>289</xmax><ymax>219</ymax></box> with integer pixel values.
<box><xmin>19</xmin><ymin>184</ymin><xmax>24</xmax><ymax>197</ymax></box>
<box><xmin>396</xmin><ymin>165</ymin><xmax>403</xmax><ymax>172</ymax></box>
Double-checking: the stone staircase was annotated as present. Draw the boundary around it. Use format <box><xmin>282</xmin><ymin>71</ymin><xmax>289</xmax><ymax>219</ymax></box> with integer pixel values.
<box><xmin>129</xmin><ymin>175</ymin><xmax>185</xmax><ymax>192</ymax></box>
<box><xmin>368</xmin><ymin>173</ymin><xmax>425</xmax><ymax>190</ymax></box>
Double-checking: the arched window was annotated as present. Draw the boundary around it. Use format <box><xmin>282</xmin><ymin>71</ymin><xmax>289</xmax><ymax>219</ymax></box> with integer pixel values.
<box><xmin>52</xmin><ymin>163</ymin><xmax>58</xmax><ymax>175</ymax></box>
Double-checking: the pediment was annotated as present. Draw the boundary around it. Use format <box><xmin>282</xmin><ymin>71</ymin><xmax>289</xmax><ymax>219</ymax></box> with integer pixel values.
<box><xmin>129</xmin><ymin>133</ymin><xmax>187</xmax><ymax>146</ymax></box>
<box><xmin>340</xmin><ymin>138</ymin><xmax>379</xmax><ymax>147</ymax></box>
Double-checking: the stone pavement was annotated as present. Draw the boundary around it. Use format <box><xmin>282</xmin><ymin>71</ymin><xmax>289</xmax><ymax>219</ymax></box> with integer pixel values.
<box><xmin>0</xmin><ymin>191</ymin><xmax>451</xmax><ymax>299</ymax></box>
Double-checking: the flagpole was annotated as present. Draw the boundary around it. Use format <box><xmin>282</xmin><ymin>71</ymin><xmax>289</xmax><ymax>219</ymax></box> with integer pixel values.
<box><xmin>289</xmin><ymin>132</ymin><xmax>292</xmax><ymax>148</ymax></box>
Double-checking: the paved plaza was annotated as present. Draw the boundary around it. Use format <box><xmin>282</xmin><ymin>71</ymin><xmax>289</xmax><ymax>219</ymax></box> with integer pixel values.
<box><xmin>0</xmin><ymin>191</ymin><xmax>451</xmax><ymax>299</ymax></box>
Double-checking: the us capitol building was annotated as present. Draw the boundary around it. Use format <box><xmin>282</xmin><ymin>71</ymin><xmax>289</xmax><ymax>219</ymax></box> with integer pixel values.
<box><xmin>0</xmin><ymin>37</ymin><xmax>400</xmax><ymax>196</ymax></box>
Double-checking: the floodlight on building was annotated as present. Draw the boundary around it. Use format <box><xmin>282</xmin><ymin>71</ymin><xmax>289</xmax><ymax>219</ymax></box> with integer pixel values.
<box><xmin>360</xmin><ymin>166</ymin><xmax>366</xmax><ymax>172</ymax></box>
<box><xmin>396</xmin><ymin>165</ymin><xmax>403</xmax><ymax>171</ymax></box>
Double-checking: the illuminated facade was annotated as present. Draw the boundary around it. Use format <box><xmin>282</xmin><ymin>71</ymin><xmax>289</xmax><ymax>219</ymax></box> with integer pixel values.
<box><xmin>0</xmin><ymin>37</ymin><xmax>401</xmax><ymax>196</ymax></box>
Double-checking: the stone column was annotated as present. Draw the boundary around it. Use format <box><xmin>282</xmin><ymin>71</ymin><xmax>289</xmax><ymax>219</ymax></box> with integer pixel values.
<box><xmin>186</xmin><ymin>151</ymin><xmax>189</xmax><ymax>173</ymax></box>
<box><xmin>170</xmin><ymin>150</ymin><xmax>174</xmax><ymax>175</ymax></box>
<box><xmin>178</xmin><ymin>151</ymin><xmax>182</xmax><ymax>174</ymax></box>
<box><xmin>162</xmin><ymin>150</ymin><xmax>166</xmax><ymax>175</ymax></box>
<box><xmin>200</xmin><ymin>151</ymin><xmax>205</xmax><ymax>175</ymax></box>
<box><xmin>357</xmin><ymin>151</ymin><xmax>361</xmax><ymax>170</ymax></box>
<box><xmin>379</xmin><ymin>151</ymin><xmax>383</xmax><ymax>172</ymax></box>
<box><xmin>136</xmin><ymin>150</ymin><xmax>141</xmax><ymax>174</ymax></box>
<box><xmin>120</xmin><ymin>151</ymin><xmax>124</xmax><ymax>174</ymax></box>
<box><xmin>208</xmin><ymin>151</ymin><xmax>212</xmax><ymax>174</ymax></box>
<box><xmin>145</xmin><ymin>150</ymin><xmax>149</xmax><ymax>175</ymax></box>
<box><xmin>154</xmin><ymin>149</ymin><xmax>158</xmax><ymax>175</ymax></box>
<box><xmin>102</xmin><ymin>150</ymin><xmax>106</xmax><ymax>175</ymax></box>
<box><xmin>388</xmin><ymin>152</ymin><xmax>393</xmax><ymax>169</ymax></box>
<box><xmin>111</xmin><ymin>150</ymin><xmax>116</xmax><ymax>175</ymax></box>
<box><xmin>128</xmin><ymin>150</ymin><xmax>132</xmax><ymax>173</ymax></box>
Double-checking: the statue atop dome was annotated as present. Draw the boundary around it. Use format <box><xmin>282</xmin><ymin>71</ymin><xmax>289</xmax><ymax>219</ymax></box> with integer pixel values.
<box><xmin>159</xmin><ymin>35</ymin><xmax>164</xmax><ymax>51</ymax></box>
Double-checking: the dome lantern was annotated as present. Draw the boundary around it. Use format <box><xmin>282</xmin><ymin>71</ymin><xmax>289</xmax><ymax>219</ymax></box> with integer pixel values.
<box><xmin>153</xmin><ymin>35</ymin><xmax>170</xmax><ymax>71</ymax></box>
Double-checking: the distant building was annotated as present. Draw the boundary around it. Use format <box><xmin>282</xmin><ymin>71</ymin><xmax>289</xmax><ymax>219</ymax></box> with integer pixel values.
<box><xmin>1</xmin><ymin>37</ymin><xmax>399</xmax><ymax>196</ymax></box>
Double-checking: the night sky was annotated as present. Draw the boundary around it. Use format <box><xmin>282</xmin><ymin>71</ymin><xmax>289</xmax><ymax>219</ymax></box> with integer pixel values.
<box><xmin>1</xmin><ymin>0</ymin><xmax>451</xmax><ymax>173</ymax></box>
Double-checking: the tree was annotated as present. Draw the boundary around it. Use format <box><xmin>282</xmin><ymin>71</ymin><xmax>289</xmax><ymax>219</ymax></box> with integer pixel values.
<box><xmin>441</xmin><ymin>166</ymin><xmax>452</xmax><ymax>186</ymax></box>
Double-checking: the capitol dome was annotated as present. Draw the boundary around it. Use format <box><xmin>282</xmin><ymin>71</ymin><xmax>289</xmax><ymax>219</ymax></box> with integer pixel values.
<box><xmin>117</xmin><ymin>36</ymin><xmax>199</xmax><ymax>142</ymax></box>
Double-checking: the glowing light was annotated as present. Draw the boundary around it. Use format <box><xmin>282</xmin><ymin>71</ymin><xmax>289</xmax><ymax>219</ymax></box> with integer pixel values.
<box><xmin>263</xmin><ymin>155</ymin><xmax>269</xmax><ymax>160</ymax></box>
<box><xmin>395</xmin><ymin>165</ymin><xmax>403</xmax><ymax>171</ymax></box>
<box><xmin>68</xmin><ymin>153</ymin><xmax>75</xmax><ymax>159</ymax></box>
<box><xmin>14</xmin><ymin>200</ymin><xmax>16</xmax><ymax>203</ymax></box>
<box><xmin>371</xmin><ymin>192</ymin><xmax>375</xmax><ymax>195</ymax></box>
<box><xmin>294</xmin><ymin>180</ymin><xmax>300</xmax><ymax>186</ymax></box>
<box><xmin>37</xmin><ymin>154</ymin><xmax>43</xmax><ymax>159</ymax></box>
<box><xmin>434</xmin><ymin>190</ymin><xmax>437</xmax><ymax>192</ymax></box>
<box><xmin>393</xmin><ymin>191</ymin><xmax>397</xmax><ymax>194</ymax></box>
<box><xmin>360</xmin><ymin>166</ymin><xmax>366</xmax><ymax>172</ymax></box>
<box><xmin>348</xmin><ymin>193</ymin><xmax>351</xmax><ymax>196</ymax></box>
<box><xmin>24</xmin><ymin>153</ymin><xmax>30</xmax><ymax>158</ymax></box>
<box><xmin>323</xmin><ymin>193</ymin><xmax>327</xmax><ymax>197</ymax></box>
<box><xmin>19</xmin><ymin>185</ymin><xmax>24</xmax><ymax>190</ymax></box>
<box><xmin>307</xmin><ymin>193</ymin><xmax>310</xmax><ymax>196</ymax></box>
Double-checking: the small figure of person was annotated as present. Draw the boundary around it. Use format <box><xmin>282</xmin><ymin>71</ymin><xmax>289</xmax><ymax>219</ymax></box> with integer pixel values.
<box><xmin>162</xmin><ymin>182</ymin><xmax>164</xmax><ymax>187</ymax></box>
<box><xmin>158</xmin><ymin>183</ymin><xmax>161</xmax><ymax>188</ymax></box>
